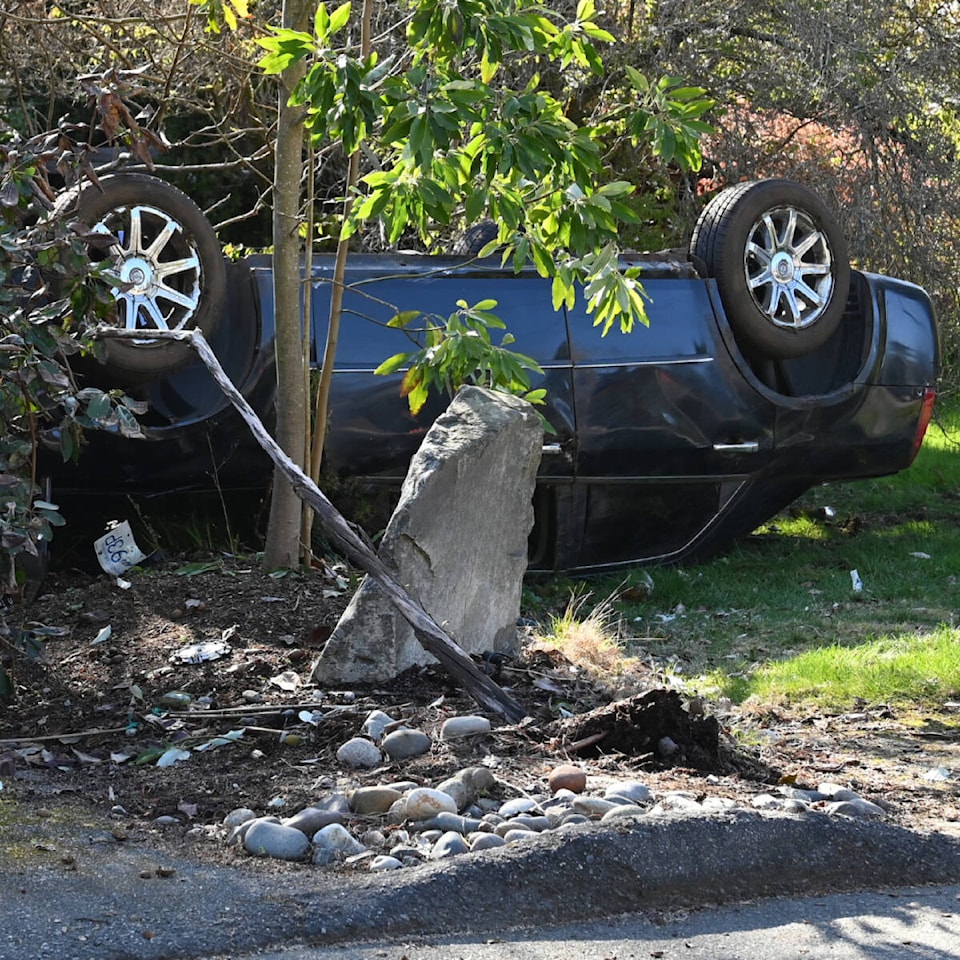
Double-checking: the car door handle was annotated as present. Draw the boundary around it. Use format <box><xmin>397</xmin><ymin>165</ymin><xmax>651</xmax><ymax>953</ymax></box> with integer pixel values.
<box><xmin>542</xmin><ymin>443</ymin><xmax>565</xmax><ymax>455</ymax></box>
<box><xmin>713</xmin><ymin>441</ymin><xmax>760</xmax><ymax>453</ymax></box>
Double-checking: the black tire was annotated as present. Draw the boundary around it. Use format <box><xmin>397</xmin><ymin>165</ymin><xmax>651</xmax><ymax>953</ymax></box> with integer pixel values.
<box><xmin>58</xmin><ymin>173</ymin><xmax>226</xmax><ymax>379</ymax></box>
<box><xmin>452</xmin><ymin>219</ymin><xmax>499</xmax><ymax>256</ymax></box>
<box><xmin>690</xmin><ymin>180</ymin><xmax>850</xmax><ymax>359</ymax></box>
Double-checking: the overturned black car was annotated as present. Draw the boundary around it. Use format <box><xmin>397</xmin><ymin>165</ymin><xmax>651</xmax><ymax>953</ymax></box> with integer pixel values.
<box><xmin>48</xmin><ymin>174</ymin><xmax>939</xmax><ymax>573</ymax></box>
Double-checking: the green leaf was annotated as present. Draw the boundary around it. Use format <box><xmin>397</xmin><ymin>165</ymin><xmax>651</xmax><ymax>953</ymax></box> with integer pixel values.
<box><xmin>464</xmin><ymin>192</ymin><xmax>487</xmax><ymax>223</ymax></box>
<box><xmin>85</xmin><ymin>393</ymin><xmax>112</xmax><ymax>422</ymax></box>
<box><xmin>581</xmin><ymin>23</ymin><xmax>614</xmax><ymax>43</ymax></box>
<box><xmin>576</xmin><ymin>0</ymin><xmax>597</xmax><ymax>21</ymax></box>
<box><xmin>387</xmin><ymin>311</ymin><xmax>421</xmax><ymax>329</ymax></box>
<box><xmin>597</xmin><ymin>180</ymin><xmax>635</xmax><ymax>198</ymax></box>
<box><xmin>314</xmin><ymin>3</ymin><xmax>330</xmax><ymax>38</ymax></box>
<box><xmin>374</xmin><ymin>352</ymin><xmax>410</xmax><ymax>375</ymax></box>
<box><xmin>531</xmin><ymin>242</ymin><xmax>554</xmax><ymax>278</ymax></box>
<box><xmin>59</xmin><ymin>427</ymin><xmax>76</xmax><ymax>463</ymax></box>
<box><xmin>625</xmin><ymin>65</ymin><xmax>649</xmax><ymax>91</ymax></box>
<box><xmin>327</xmin><ymin>2</ymin><xmax>351</xmax><ymax>35</ymax></box>
<box><xmin>116</xmin><ymin>406</ymin><xmax>144</xmax><ymax>439</ymax></box>
<box><xmin>174</xmin><ymin>560</ymin><xmax>221</xmax><ymax>576</ymax></box>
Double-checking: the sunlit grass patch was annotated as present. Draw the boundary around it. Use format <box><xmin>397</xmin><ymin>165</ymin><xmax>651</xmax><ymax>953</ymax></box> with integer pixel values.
<box><xmin>873</xmin><ymin>519</ymin><xmax>937</xmax><ymax>539</ymax></box>
<box><xmin>757</xmin><ymin>512</ymin><xmax>830</xmax><ymax>540</ymax></box>
<box><xmin>716</xmin><ymin>626</ymin><xmax>960</xmax><ymax>712</ymax></box>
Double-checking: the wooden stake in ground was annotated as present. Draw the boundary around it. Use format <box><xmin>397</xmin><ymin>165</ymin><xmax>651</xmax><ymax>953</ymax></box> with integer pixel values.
<box><xmin>96</xmin><ymin>327</ymin><xmax>529</xmax><ymax>723</ymax></box>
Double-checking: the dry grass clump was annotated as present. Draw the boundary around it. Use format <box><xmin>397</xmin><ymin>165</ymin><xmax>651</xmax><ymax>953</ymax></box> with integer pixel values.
<box><xmin>525</xmin><ymin>588</ymin><xmax>651</xmax><ymax>696</ymax></box>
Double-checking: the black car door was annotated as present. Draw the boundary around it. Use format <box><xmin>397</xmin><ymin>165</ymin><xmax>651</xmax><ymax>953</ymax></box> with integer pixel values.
<box><xmin>564</xmin><ymin>277</ymin><xmax>776</xmax><ymax>567</ymax></box>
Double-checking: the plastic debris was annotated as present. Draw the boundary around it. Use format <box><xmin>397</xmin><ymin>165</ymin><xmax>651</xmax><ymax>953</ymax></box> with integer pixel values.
<box><xmin>270</xmin><ymin>671</ymin><xmax>301</xmax><ymax>692</ymax></box>
<box><xmin>171</xmin><ymin>639</ymin><xmax>232</xmax><ymax>663</ymax></box>
<box><xmin>91</xmin><ymin>625</ymin><xmax>112</xmax><ymax>645</ymax></box>
<box><xmin>923</xmin><ymin>766</ymin><xmax>951</xmax><ymax>782</ymax></box>
<box><xmin>94</xmin><ymin>520</ymin><xmax>146</xmax><ymax>576</ymax></box>
<box><xmin>157</xmin><ymin>748</ymin><xmax>191</xmax><ymax>767</ymax></box>
<box><xmin>194</xmin><ymin>729</ymin><xmax>245</xmax><ymax>752</ymax></box>
<box><xmin>850</xmin><ymin>569</ymin><xmax>863</xmax><ymax>593</ymax></box>
<box><xmin>910</xmin><ymin>552</ymin><xmax>932</xmax><ymax>560</ymax></box>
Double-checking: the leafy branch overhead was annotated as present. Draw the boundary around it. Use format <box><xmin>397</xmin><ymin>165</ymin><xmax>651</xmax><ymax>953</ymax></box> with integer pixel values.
<box><xmin>374</xmin><ymin>299</ymin><xmax>547</xmax><ymax>417</ymax></box>
<box><xmin>257</xmin><ymin>0</ymin><xmax>714</xmax><ymax>407</ymax></box>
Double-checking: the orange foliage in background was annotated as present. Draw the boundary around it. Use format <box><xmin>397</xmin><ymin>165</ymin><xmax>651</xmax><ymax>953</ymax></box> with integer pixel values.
<box><xmin>696</xmin><ymin>99</ymin><xmax>876</xmax><ymax>201</ymax></box>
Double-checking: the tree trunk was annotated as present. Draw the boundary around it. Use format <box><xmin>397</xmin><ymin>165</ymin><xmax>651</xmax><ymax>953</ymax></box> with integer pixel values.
<box><xmin>304</xmin><ymin>0</ymin><xmax>373</xmax><ymax>554</ymax></box>
<box><xmin>262</xmin><ymin>0</ymin><xmax>312</xmax><ymax>570</ymax></box>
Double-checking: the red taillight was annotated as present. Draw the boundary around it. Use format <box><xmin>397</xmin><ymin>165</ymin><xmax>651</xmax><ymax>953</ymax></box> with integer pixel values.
<box><xmin>910</xmin><ymin>386</ymin><xmax>937</xmax><ymax>463</ymax></box>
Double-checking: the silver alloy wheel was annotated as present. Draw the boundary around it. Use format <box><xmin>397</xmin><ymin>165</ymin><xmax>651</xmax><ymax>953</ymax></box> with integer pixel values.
<box><xmin>96</xmin><ymin>202</ymin><xmax>203</xmax><ymax>338</ymax></box>
<box><xmin>743</xmin><ymin>205</ymin><xmax>834</xmax><ymax>330</ymax></box>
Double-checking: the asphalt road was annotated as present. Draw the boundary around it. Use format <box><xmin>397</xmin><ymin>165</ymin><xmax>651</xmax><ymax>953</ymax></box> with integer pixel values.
<box><xmin>2</xmin><ymin>810</ymin><xmax>960</xmax><ymax>960</ymax></box>
<box><xmin>237</xmin><ymin>885</ymin><xmax>960</xmax><ymax>960</ymax></box>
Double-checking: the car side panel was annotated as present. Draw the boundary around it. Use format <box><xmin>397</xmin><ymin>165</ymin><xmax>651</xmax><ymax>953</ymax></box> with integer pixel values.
<box><xmin>308</xmin><ymin>272</ymin><xmax>577</xmax><ymax>482</ymax></box>
<box><xmin>567</xmin><ymin>279</ymin><xmax>775</xmax><ymax>479</ymax></box>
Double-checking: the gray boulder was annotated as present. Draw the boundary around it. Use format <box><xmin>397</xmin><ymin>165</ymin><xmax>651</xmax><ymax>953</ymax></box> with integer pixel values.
<box><xmin>312</xmin><ymin>386</ymin><xmax>542</xmax><ymax>683</ymax></box>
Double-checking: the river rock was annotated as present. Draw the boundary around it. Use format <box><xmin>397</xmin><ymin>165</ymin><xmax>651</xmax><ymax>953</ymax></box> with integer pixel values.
<box><xmin>423</xmin><ymin>812</ymin><xmax>485</xmax><ymax>835</ymax></box>
<box><xmin>818</xmin><ymin>782</ymin><xmax>860</xmax><ymax>801</ymax></box>
<box><xmin>244</xmin><ymin>819</ymin><xmax>311</xmax><ymax>861</ymax></box>
<box><xmin>572</xmin><ymin>796</ymin><xmax>620</xmax><ymax>818</ymax></box>
<box><xmin>350</xmin><ymin>786</ymin><xmax>403</xmax><ymax>815</ymax></box>
<box><xmin>826</xmin><ymin>798</ymin><xmax>886</xmax><ymax>818</ymax></box>
<box><xmin>548</xmin><ymin>764</ymin><xmax>587</xmax><ymax>794</ymax></box>
<box><xmin>601</xmin><ymin>804</ymin><xmax>646</xmax><ymax>822</ymax></box>
<box><xmin>470</xmin><ymin>832</ymin><xmax>506</xmax><ymax>851</ymax></box>
<box><xmin>382</xmin><ymin>728</ymin><xmax>431</xmax><ymax>760</ymax></box>
<box><xmin>779</xmin><ymin>785</ymin><xmax>825</xmax><ymax>802</ymax></box>
<box><xmin>282</xmin><ymin>805</ymin><xmax>347</xmax><ymax>835</ymax></box>
<box><xmin>312</xmin><ymin>823</ymin><xmax>366</xmax><ymax>865</ymax></box>
<box><xmin>361</xmin><ymin>709</ymin><xmax>395</xmax><ymax>744</ymax></box>
<box><xmin>336</xmin><ymin>737</ymin><xmax>382</xmax><ymax>769</ymax></box>
<box><xmin>603</xmin><ymin>781</ymin><xmax>652</xmax><ymax>804</ymax></box>
<box><xmin>503</xmin><ymin>828</ymin><xmax>539</xmax><ymax>843</ymax></box>
<box><xmin>430</xmin><ymin>831</ymin><xmax>470</xmax><ymax>858</ymax></box>
<box><xmin>223</xmin><ymin>807</ymin><xmax>257</xmax><ymax>828</ymax></box>
<box><xmin>440</xmin><ymin>716</ymin><xmax>492</xmax><ymax>740</ymax></box>
<box><xmin>498</xmin><ymin>797</ymin><xmax>541</xmax><ymax>817</ymax></box>
<box><xmin>404</xmin><ymin>787</ymin><xmax>458</xmax><ymax>820</ymax></box>
<box><xmin>435</xmin><ymin>766</ymin><xmax>497</xmax><ymax>811</ymax></box>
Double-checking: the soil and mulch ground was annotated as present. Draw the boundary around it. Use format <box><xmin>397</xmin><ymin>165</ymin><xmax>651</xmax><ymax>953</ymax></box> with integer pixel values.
<box><xmin>2</xmin><ymin>553</ymin><xmax>959</xmax><ymax>868</ymax></box>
